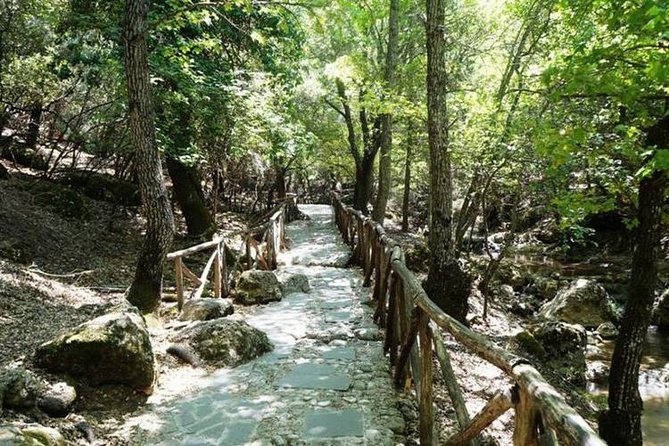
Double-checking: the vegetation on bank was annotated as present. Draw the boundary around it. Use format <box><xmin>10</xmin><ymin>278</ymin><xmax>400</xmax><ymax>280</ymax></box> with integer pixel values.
<box><xmin>1</xmin><ymin>0</ymin><xmax>667</xmax><ymax>445</ymax></box>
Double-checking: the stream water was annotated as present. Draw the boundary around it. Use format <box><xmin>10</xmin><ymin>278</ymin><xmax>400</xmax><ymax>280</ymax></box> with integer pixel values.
<box><xmin>587</xmin><ymin>327</ymin><xmax>669</xmax><ymax>446</ymax></box>
<box><xmin>511</xmin><ymin>253</ymin><xmax>669</xmax><ymax>444</ymax></box>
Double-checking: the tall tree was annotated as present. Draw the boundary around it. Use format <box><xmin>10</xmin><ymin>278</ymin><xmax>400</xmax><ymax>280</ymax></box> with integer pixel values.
<box><xmin>424</xmin><ymin>0</ymin><xmax>470</xmax><ymax>323</ymax></box>
<box><xmin>331</xmin><ymin>78</ymin><xmax>380</xmax><ymax>213</ymax></box>
<box><xmin>124</xmin><ymin>0</ymin><xmax>175</xmax><ymax>313</ymax></box>
<box><xmin>600</xmin><ymin>123</ymin><xmax>667</xmax><ymax>444</ymax></box>
<box><xmin>372</xmin><ymin>0</ymin><xmax>400</xmax><ymax>224</ymax></box>
<box><xmin>538</xmin><ymin>1</ymin><xmax>669</xmax><ymax>443</ymax></box>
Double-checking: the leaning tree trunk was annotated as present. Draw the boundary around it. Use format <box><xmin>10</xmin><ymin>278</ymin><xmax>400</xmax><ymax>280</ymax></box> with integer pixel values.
<box><xmin>372</xmin><ymin>0</ymin><xmax>400</xmax><ymax>224</ymax></box>
<box><xmin>124</xmin><ymin>0</ymin><xmax>175</xmax><ymax>313</ymax></box>
<box><xmin>598</xmin><ymin>117</ymin><xmax>668</xmax><ymax>446</ymax></box>
<box><xmin>424</xmin><ymin>0</ymin><xmax>470</xmax><ymax>324</ymax></box>
<box><xmin>166</xmin><ymin>156</ymin><xmax>214</xmax><ymax>237</ymax></box>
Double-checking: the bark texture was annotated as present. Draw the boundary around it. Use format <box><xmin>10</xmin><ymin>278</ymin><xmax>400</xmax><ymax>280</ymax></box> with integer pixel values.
<box><xmin>26</xmin><ymin>101</ymin><xmax>42</xmax><ymax>151</ymax></box>
<box><xmin>334</xmin><ymin>79</ymin><xmax>379</xmax><ymax>214</ymax></box>
<box><xmin>124</xmin><ymin>0</ymin><xmax>175</xmax><ymax>313</ymax></box>
<box><xmin>166</xmin><ymin>156</ymin><xmax>214</xmax><ymax>237</ymax></box>
<box><xmin>599</xmin><ymin>116</ymin><xmax>668</xmax><ymax>446</ymax></box>
<box><xmin>424</xmin><ymin>0</ymin><xmax>470</xmax><ymax>323</ymax></box>
<box><xmin>372</xmin><ymin>0</ymin><xmax>400</xmax><ymax>224</ymax></box>
<box><xmin>401</xmin><ymin>124</ymin><xmax>413</xmax><ymax>232</ymax></box>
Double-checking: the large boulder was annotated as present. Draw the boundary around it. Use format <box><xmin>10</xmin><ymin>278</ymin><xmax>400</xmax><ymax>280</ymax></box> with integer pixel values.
<box><xmin>179</xmin><ymin>298</ymin><xmax>234</xmax><ymax>321</ymax></box>
<box><xmin>533</xmin><ymin>322</ymin><xmax>587</xmax><ymax>387</ymax></box>
<box><xmin>279</xmin><ymin>273</ymin><xmax>310</xmax><ymax>296</ymax></box>
<box><xmin>0</xmin><ymin>424</ymin><xmax>65</xmax><ymax>446</ymax></box>
<box><xmin>174</xmin><ymin>319</ymin><xmax>273</xmax><ymax>367</ymax></box>
<box><xmin>34</xmin><ymin>311</ymin><xmax>155</xmax><ymax>391</ymax></box>
<box><xmin>538</xmin><ymin>279</ymin><xmax>616</xmax><ymax>328</ymax></box>
<box><xmin>652</xmin><ymin>289</ymin><xmax>669</xmax><ymax>332</ymax></box>
<box><xmin>235</xmin><ymin>270</ymin><xmax>282</xmax><ymax>305</ymax></box>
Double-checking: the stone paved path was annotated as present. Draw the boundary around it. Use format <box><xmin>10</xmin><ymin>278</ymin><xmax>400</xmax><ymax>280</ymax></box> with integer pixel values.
<box><xmin>139</xmin><ymin>205</ymin><xmax>407</xmax><ymax>445</ymax></box>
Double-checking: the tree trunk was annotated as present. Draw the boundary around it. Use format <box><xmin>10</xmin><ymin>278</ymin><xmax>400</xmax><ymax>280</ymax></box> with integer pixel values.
<box><xmin>26</xmin><ymin>101</ymin><xmax>42</xmax><ymax>151</ymax></box>
<box><xmin>402</xmin><ymin>123</ymin><xmax>413</xmax><ymax>232</ymax></box>
<box><xmin>166</xmin><ymin>156</ymin><xmax>214</xmax><ymax>237</ymax></box>
<box><xmin>424</xmin><ymin>0</ymin><xmax>470</xmax><ymax>324</ymax></box>
<box><xmin>354</xmin><ymin>153</ymin><xmax>375</xmax><ymax>213</ymax></box>
<box><xmin>275</xmin><ymin>163</ymin><xmax>287</xmax><ymax>200</ymax></box>
<box><xmin>598</xmin><ymin>116</ymin><xmax>668</xmax><ymax>446</ymax></box>
<box><xmin>124</xmin><ymin>0</ymin><xmax>175</xmax><ymax>313</ymax></box>
<box><xmin>372</xmin><ymin>0</ymin><xmax>400</xmax><ymax>224</ymax></box>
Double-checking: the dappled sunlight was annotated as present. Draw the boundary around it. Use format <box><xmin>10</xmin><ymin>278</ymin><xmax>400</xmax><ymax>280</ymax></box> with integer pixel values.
<box><xmin>128</xmin><ymin>205</ymin><xmax>404</xmax><ymax>444</ymax></box>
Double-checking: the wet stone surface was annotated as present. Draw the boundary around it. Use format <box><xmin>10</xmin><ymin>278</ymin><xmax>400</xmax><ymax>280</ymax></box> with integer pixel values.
<box><xmin>138</xmin><ymin>205</ymin><xmax>407</xmax><ymax>445</ymax></box>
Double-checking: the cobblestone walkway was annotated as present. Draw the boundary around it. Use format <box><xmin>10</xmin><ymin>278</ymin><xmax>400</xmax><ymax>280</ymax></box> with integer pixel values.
<box><xmin>140</xmin><ymin>205</ymin><xmax>407</xmax><ymax>445</ymax></box>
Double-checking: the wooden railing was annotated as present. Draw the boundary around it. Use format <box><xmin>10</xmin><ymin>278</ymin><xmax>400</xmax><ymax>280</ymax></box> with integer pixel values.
<box><xmin>166</xmin><ymin>195</ymin><xmax>297</xmax><ymax>311</ymax></box>
<box><xmin>333</xmin><ymin>195</ymin><xmax>605</xmax><ymax>446</ymax></box>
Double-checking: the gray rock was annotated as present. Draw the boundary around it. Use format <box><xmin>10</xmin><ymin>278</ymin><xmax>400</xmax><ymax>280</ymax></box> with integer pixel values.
<box><xmin>176</xmin><ymin>319</ymin><xmax>273</xmax><ymax>367</ymax></box>
<box><xmin>179</xmin><ymin>298</ymin><xmax>234</xmax><ymax>321</ymax></box>
<box><xmin>586</xmin><ymin>361</ymin><xmax>609</xmax><ymax>384</ymax></box>
<box><xmin>0</xmin><ymin>423</ymin><xmax>65</xmax><ymax>445</ymax></box>
<box><xmin>596</xmin><ymin>322</ymin><xmax>619</xmax><ymax>340</ymax></box>
<box><xmin>531</xmin><ymin>322</ymin><xmax>587</xmax><ymax>386</ymax></box>
<box><xmin>279</xmin><ymin>273</ymin><xmax>310</xmax><ymax>295</ymax></box>
<box><xmin>497</xmin><ymin>263</ymin><xmax>526</xmax><ymax>289</ymax></box>
<box><xmin>37</xmin><ymin>382</ymin><xmax>76</xmax><ymax>417</ymax></box>
<box><xmin>0</xmin><ymin>367</ymin><xmax>44</xmax><ymax>409</ymax></box>
<box><xmin>34</xmin><ymin>311</ymin><xmax>155</xmax><ymax>391</ymax></box>
<box><xmin>354</xmin><ymin>327</ymin><xmax>382</xmax><ymax>341</ymax></box>
<box><xmin>538</xmin><ymin>279</ymin><xmax>616</xmax><ymax>328</ymax></box>
<box><xmin>235</xmin><ymin>270</ymin><xmax>282</xmax><ymax>305</ymax></box>
<box><xmin>496</xmin><ymin>284</ymin><xmax>515</xmax><ymax>301</ymax></box>
<box><xmin>652</xmin><ymin>289</ymin><xmax>669</xmax><ymax>332</ymax></box>
<box><xmin>532</xmin><ymin>276</ymin><xmax>560</xmax><ymax>300</ymax></box>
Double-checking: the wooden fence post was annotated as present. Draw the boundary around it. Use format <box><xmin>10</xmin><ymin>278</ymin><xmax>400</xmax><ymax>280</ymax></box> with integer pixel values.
<box><xmin>512</xmin><ymin>386</ymin><xmax>539</xmax><ymax>446</ymax></box>
<box><xmin>384</xmin><ymin>272</ymin><xmax>399</xmax><ymax>363</ymax></box>
<box><xmin>214</xmin><ymin>244</ymin><xmax>222</xmax><ymax>299</ymax></box>
<box><xmin>419</xmin><ymin>310</ymin><xmax>434</xmax><ymax>445</ymax></box>
<box><xmin>220</xmin><ymin>243</ymin><xmax>229</xmax><ymax>297</ymax></box>
<box><xmin>175</xmin><ymin>257</ymin><xmax>184</xmax><ymax>311</ymax></box>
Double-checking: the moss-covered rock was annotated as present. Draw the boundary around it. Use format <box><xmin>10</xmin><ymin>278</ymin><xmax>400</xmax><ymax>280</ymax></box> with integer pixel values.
<box><xmin>175</xmin><ymin>319</ymin><xmax>273</xmax><ymax>367</ymax></box>
<box><xmin>514</xmin><ymin>330</ymin><xmax>546</xmax><ymax>358</ymax></box>
<box><xmin>235</xmin><ymin>270</ymin><xmax>282</xmax><ymax>305</ymax></box>
<box><xmin>532</xmin><ymin>322</ymin><xmax>587</xmax><ymax>387</ymax></box>
<box><xmin>34</xmin><ymin>311</ymin><xmax>154</xmax><ymax>391</ymax></box>
<box><xmin>0</xmin><ymin>367</ymin><xmax>44</xmax><ymax>409</ymax></box>
<box><xmin>0</xmin><ymin>423</ymin><xmax>65</xmax><ymax>445</ymax></box>
<box><xmin>278</xmin><ymin>273</ymin><xmax>310</xmax><ymax>295</ymax></box>
<box><xmin>538</xmin><ymin>279</ymin><xmax>616</xmax><ymax>328</ymax></box>
<box><xmin>179</xmin><ymin>298</ymin><xmax>234</xmax><ymax>321</ymax></box>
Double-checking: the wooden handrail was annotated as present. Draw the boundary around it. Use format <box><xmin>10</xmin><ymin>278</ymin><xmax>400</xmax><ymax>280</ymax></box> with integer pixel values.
<box><xmin>164</xmin><ymin>195</ymin><xmax>298</xmax><ymax>310</ymax></box>
<box><xmin>332</xmin><ymin>194</ymin><xmax>605</xmax><ymax>446</ymax></box>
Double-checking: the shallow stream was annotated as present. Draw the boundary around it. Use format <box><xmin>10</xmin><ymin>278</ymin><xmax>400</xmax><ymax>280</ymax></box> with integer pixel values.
<box><xmin>512</xmin><ymin>253</ymin><xmax>669</xmax><ymax>444</ymax></box>
<box><xmin>587</xmin><ymin>327</ymin><xmax>669</xmax><ymax>446</ymax></box>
